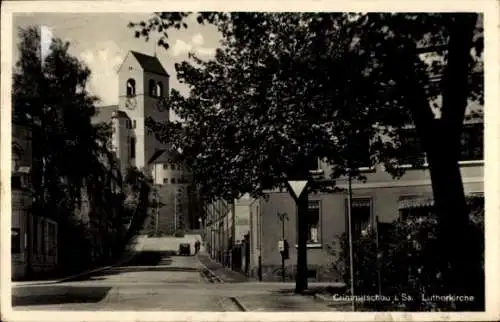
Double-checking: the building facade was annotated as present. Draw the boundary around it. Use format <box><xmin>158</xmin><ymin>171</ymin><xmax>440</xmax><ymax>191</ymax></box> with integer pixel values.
<box><xmin>12</xmin><ymin>122</ymin><xmax>58</xmax><ymax>280</ymax></box>
<box><xmin>202</xmin><ymin>195</ymin><xmax>256</xmax><ymax>271</ymax></box>
<box><xmin>245</xmin><ymin>116</ymin><xmax>484</xmax><ymax>282</ymax></box>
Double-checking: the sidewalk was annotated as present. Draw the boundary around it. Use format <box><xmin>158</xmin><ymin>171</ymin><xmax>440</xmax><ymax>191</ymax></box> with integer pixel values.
<box><xmin>197</xmin><ymin>253</ymin><xmax>249</xmax><ymax>283</ymax></box>
<box><xmin>235</xmin><ymin>293</ymin><xmax>334</xmax><ymax>311</ymax></box>
<box><xmin>196</xmin><ymin>251</ymin><xmax>346</xmax><ymax>311</ymax></box>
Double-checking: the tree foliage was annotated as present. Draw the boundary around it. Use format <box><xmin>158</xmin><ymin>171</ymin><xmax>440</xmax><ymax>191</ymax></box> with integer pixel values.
<box><xmin>130</xmin><ymin>13</ymin><xmax>482</xmax><ymax>199</ymax></box>
<box><xmin>13</xmin><ymin>26</ymin><xmax>148</xmax><ymax>270</ymax></box>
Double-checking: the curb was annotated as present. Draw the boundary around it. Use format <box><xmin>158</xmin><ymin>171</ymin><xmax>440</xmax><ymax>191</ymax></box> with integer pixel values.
<box><xmin>196</xmin><ymin>254</ymin><xmax>225</xmax><ymax>284</ymax></box>
<box><xmin>198</xmin><ymin>261</ymin><xmax>224</xmax><ymax>284</ymax></box>
<box><xmin>229</xmin><ymin>297</ymin><xmax>248</xmax><ymax>312</ymax></box>
<box><xmin>56</xmin><ymin>264</ymin><xmax>114</xmax><ymax>283</ymax></box>
<box><xmin>313</xmin><ymin>293</ymin><xmax>354</xmax><ymax>308</ymax></box>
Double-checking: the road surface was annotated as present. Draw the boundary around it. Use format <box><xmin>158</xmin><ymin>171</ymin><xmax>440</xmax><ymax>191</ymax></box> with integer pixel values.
<box><xmin>12</xmin><ymin>237</ymin><xmax>333</xmax><ymax>311</ymax></box>
<box><xmin>12</xmin><ymin>240</ymin><xmax>242</xmax><ymax>311</ymax></box>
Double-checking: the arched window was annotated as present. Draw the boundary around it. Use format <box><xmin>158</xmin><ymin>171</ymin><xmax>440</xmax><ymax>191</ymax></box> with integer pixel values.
<box><xmin>156</xmin><ymin>82</ymin><xmax>163</xmax><ymax>97</ymax></box>
<box><xmin>149</xmin><ymin>79</ymin><xmax>156</xmax><ymax>97</ymax></box>
<box><xmin>126</xmin><ymin>79</ymin><xmax>136</xmax><ymax>97</ymax></box>
<box><xmin>130</xmin><ymin>137</ymin><xmax>136</xmax><ymax>159</ymax></box>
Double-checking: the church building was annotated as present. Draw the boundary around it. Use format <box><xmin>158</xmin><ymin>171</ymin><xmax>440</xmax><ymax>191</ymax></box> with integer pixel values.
<box><xmin>92</xmin><ymin>51</ymin><xmax>201</xmax><ymax>234</ymax></box>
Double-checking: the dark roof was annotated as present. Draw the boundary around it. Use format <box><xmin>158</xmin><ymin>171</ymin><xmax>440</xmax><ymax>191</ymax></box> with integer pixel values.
<box><xmin>148</xmin><ymin>149</ymin><xmax>167</xmax><ymax>164</ymax></box>
<box><xmin>130</xmin><ymin>51</ymin><xmax>169</xmax><ymax>77</ymax></box>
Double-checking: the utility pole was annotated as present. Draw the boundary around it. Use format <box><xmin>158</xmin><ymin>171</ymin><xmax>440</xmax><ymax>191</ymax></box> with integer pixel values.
<box><xmin>174</xmin><ymin>189</ymin><xmax>177</xmax><ymax>233</ymax></box>
<box><xmin>345</xmin><ymin>77</ymin><xmax>356</xmax><ymax>311</ymax></box>
<box><xmin>277</xmin><ymin>212</ymin><xmax>289</xmax><ymax>282</ymax></box>
<box><xmin>258</xmin><ymin>204</ymin><xmax>263</xmax><ymax>281</ymax></box>
<box><xmin>347</xmin><ymin>159</ymin><xmax>356</xmax><ymax>311</ymax></box>
<box><xmin>154</xmin><ymin>164</ymin><xmax>159</xmax><ymax>236</ymax></box>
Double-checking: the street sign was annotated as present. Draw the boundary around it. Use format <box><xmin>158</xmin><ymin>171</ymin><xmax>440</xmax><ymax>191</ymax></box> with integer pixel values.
<box><xmin>287</xmin><ymin>180</ymin><xmax>308</xmax><ymax>201</ymax></box>
<box><xmin>278</xmin><ymin>240</ymin><xmax>285</xmax><ymax>251</ymax></box>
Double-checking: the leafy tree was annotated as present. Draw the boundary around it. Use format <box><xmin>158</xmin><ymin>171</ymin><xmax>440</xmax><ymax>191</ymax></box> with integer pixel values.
<box><xmin>130</xmin><ymin>12</ymin><xmax>483</xmax><ymax>307</ymax></box>
<box><xmin>13</xmin><ymin>27</ymin><xmax>128</xmax><ymax>273</ymax></box>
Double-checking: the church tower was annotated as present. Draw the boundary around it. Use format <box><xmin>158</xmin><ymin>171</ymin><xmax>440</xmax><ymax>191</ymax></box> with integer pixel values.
<box><xmin>117</xmin><ymin>51</ymin><xmax>170</xmax><ymax>170</ymax></box>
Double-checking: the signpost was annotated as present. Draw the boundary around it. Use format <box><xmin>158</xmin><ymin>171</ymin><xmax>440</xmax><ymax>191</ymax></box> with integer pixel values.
<box><xmin>284</xmin><ymin>155</ymin><xmax>311</xmax><ymax>294</ymax></box>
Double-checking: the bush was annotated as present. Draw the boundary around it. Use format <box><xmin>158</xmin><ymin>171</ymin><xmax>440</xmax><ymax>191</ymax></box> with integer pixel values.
<box><xmin>331</xmin><ymin>204</ymin><xmax>484</xmax><ymax>311</ymax></box>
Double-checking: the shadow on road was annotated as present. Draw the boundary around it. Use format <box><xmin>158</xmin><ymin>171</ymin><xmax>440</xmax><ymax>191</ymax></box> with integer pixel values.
<box><xmin>12</xmin><ymin>286</ymin><xmax>112</xmax><ymax>307</ymax></box>
<box><xmin>123</xmin><ymin>250</ymin><xmax>177</xmax><ymax>266</ymax></box>
<box><xmin>68</xmin><ymin>250</ymin><xmax>199</xmax><ymax>281</ymax></box>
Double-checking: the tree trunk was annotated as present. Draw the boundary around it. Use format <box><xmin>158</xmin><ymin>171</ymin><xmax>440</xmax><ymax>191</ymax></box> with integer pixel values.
<box><xmin>426</xmin><ymin>13</ymin><xmax>483</xmax><ymax>311</ymax></box>
<box><xmin>427</xmin><ymin>143</ymin><xmax>484</xmax><ymax>310</ymax></box>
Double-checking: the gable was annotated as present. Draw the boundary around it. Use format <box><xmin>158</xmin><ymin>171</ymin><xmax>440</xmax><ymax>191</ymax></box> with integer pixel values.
<box><xmin>131</xmin><ymin>51</ymin><xmax>169</xmax><ymax>76</ymax></box>
<box><xmin>117</xmin><ymin>52</ymin><xmax>143</xmax><ymax>75</ymax></box>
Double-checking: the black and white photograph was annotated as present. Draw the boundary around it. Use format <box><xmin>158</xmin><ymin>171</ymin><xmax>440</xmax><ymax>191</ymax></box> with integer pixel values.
<box><xmin>2</xmin><ymin>1</ymin><xmax>499</xmax><ymax>321</ymax></box>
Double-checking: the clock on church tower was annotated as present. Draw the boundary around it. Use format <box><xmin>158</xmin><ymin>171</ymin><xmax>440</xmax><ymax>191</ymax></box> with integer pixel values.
<box><xmin>117</xmin><ymin>50</ymin><xmax>170</xmax><ymax>169</ymax></box>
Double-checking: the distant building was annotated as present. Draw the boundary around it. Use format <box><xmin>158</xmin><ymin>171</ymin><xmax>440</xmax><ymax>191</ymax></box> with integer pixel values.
<box><xmin>91</xmin><ymin>51</ymin><xmax>200</xmax><ymax>234</ymax></box>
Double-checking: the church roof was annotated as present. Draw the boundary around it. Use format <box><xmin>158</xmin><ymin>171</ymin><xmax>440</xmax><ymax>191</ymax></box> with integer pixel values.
<box><xmin>130</xmin><ymin>51</ymin><xmax>169</xmax><ymax>77</ymax></box>
<box><xmin>92</xmin><ymin>105</ymin><xmax>129</xmax><ymax>124</ymax></box>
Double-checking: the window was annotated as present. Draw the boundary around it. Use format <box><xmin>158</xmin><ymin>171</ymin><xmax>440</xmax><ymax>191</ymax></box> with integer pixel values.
<box><xmin>130</xmin><ymin>137</ymin><xmax>136</xmax><ymax>159</ymax></box>
<box><xmin>11</xmin><ymin>228</ymin><xmax>21</xmax><ymax>254</ymax></box>
<box><xmin>346</xmin><ymin>198</ymin><xmax>371</xmax><ymax>241</ymax></box>
<box><xmin>398</xmin><ymin>196</ymin><xmax>433</xmax><ymax>219</ymax></box>
<box><xmin>132</xmin><ymin>120</ymin><xmax>137</xmax><ymax>129</ymax></box>
<box><xmin>307</xmin><ymin>201</ymin><xmax>321</xmax><ymax>244</ymax></box>
<box><xmin>163</xmin><ymin>178</ymin><xmax>168</xmax><ymax>184</ymax></box>
<box><xmin>149</xmin><ymin>79</ymin><xmax>156</xmax><ymax>97</ymax></box>
<box><xmin>308</xmin><ymin>156</ymin><xmax>321</xmax><ymax>171</ymax></box>
<box><xmin>41</xmin><ymin>221</ymin><xmax>46</xmax><ymax>254</ymax></box>
<box><xmin>350</xmin><ymin>133</ymin><xmax>372</xmax><ymax>169</ymax></box>
<box><xmin>398</xmin><ymin>128</ymin><xmax>426</xmax><ymax>166</ymax></box>
<box><xmin>163</xmin><ymin>164</ymin><xmax>169</xmax><ymax>170</ymax></box>
<box><xmin>48</xmin><ymin>223</ymin><xmax>56</xmax><ymax>256</ymax></box>
<box><xmin>11</xmin><ymin>175</ymin><xmax>22</xmax><ymax>189</ymax></box>
<box><xmin>156</xmin><ymin>82</ymin><xmax>163</xmax><ymax>97</ymax></box>
<box><xmin>126</xmin><ymin>79</ymin><xmax>136</xmax><ymax>97</ymax></box>
<box><xmin>460</xmin><ymin>123</ymin><xmax>483</xmax><ymax>161</ymax></box>
<box><xmin>32</xmin><ymin>217</ymin><xmax>38</xmax><ymax>254</ymax></box>
<box><xmin>172</xmin><ymin>178</ymin><xmax>176</xmax><ymax>184</ymax></box>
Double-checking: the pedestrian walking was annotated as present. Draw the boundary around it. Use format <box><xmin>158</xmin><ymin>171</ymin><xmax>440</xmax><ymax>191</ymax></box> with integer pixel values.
<box><xmin>195</xmin><ymin>240</ymin><xmax>201</xmax><ymax>254</ymax></box>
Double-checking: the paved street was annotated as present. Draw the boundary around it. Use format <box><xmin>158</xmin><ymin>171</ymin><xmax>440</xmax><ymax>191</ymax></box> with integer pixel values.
<box><xmin>13</xmin><ymin>237</ymin><xmax>242</xmax><ymax>311</ymax></box>
<box><xmin>12</xmin><ymin>237</ymin><xmax>334</xmax><ymax>311</ymax></box>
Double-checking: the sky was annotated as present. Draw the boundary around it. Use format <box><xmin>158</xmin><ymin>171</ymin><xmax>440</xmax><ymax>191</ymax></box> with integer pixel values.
<box><xmin>12</xmin><ymin>13</ymin><xmax>222</xmax><ymax>121</ymax></box>
<box><xmin>12</xmin><ymin>12</ymin><xmax>483</xmax><ymax>121</ymax></box>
